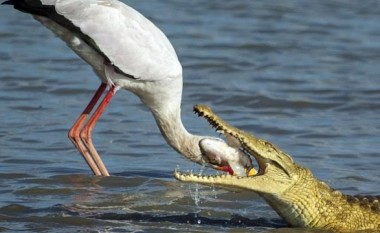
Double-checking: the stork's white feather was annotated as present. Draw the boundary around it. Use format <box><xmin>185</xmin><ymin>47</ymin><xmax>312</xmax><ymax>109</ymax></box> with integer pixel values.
<box><xmin>54</xmin><ymin>0</ymin><xmax>182</xmax><ymax>80</ymax></box>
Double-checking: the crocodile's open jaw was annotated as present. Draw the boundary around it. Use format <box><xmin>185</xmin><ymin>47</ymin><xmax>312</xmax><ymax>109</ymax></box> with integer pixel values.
<box><xmin>174</xmin><ymin>104</ymin><xmax>296</xmax><ymax>193</ymax></box>
<box><xmin>176</xmin><ymin>105</ymin><xmax>268</xmax><ymax>179</ymax></box>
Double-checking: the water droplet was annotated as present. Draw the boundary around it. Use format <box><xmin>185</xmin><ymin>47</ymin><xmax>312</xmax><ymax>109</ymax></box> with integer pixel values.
<box><xmin>193</xmin><ymin>164</ymin><xmax>207</xmax><ymax>206</ymax></box>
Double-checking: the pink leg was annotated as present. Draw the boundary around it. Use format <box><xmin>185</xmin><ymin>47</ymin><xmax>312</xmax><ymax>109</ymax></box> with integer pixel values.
<box><xmin>80</xmin><ymin>85</ymin><xmax>117</xmax><ymax>176</ymax></box>
<box><xmin>68</xmin><ymin>83</ymin><xmax>107</xmax><ymax>176</ymax></box>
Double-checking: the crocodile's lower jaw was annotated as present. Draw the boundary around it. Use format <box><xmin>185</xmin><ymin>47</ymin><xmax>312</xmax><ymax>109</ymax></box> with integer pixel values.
<box><xmin>174</xmin><ymin>167</ymin><xmax>260</xmax><ymax>183</ymax></box>
<box><xmin>174</xmin><ymin>171</ymin><xmax>228</xmax><ymax>182</ymax></box>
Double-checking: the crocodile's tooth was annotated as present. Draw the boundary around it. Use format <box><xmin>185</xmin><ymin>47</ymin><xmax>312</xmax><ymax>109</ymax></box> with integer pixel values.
<box><xmin>215</xmin><ymin>126</ymin><xmax>223</xmax><ymax>131</ymax></box>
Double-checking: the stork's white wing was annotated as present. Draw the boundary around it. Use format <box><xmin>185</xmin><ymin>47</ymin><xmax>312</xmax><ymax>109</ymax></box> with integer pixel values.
<box><xmin>54</xmin><ymin>0</ymin><xmax>182</xmax><ymax>81</ymax></box>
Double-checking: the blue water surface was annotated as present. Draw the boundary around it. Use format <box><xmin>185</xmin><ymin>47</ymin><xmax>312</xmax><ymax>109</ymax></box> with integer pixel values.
<box><xmin>0</xmin><ymin>1</ymin><xmax>379</xmax><ymax>232</ymax></box>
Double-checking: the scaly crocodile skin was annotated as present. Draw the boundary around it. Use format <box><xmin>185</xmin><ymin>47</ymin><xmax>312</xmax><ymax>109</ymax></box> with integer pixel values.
<box><xmin>174</xmin><ymin>104</ymin><xmax>380</xmax><ymax>232</ymax></box>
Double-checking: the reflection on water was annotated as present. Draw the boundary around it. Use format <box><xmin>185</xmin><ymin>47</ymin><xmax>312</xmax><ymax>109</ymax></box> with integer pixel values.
<box><xmin>0</xmin><ymin>0</ymin><xmax>379</xmax><ymax>232</ymax></box>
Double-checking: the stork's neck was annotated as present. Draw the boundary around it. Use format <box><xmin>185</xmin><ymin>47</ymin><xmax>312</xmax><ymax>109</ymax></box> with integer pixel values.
<box><xmin>131</xmin><ymin>76</ymin><xmax>204</xmax><ymax>164</ymax></box>
<box><xmin>151</xmin><ymin>106</ymin><xmax>204</xmax><ymax>164</ymax></box>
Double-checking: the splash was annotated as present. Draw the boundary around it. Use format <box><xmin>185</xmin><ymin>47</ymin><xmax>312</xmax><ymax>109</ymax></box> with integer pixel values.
<box><xmin>193</xmin><ymin>163</ymin><xmax>207</xmax><ymax>206</ymax></box>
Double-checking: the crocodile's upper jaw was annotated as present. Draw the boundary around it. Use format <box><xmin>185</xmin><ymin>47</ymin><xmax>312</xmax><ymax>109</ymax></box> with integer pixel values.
<box><xmin>174</xmin><ymin>104</ymin><xmax>299</xmax><ymax>195</ymax></box>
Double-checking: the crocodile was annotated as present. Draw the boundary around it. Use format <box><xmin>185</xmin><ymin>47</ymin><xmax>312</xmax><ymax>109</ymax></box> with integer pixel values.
<box><xmin>174</xmin><ymin>104</ymin><xmax>380</xmax><ymax>232</ymax></box>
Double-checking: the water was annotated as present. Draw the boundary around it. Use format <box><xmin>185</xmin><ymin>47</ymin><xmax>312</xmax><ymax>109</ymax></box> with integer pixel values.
<box><xmin>0</xmin><ymin>0</ymin><xmax>379</xmax><ymax>232</ymax></box>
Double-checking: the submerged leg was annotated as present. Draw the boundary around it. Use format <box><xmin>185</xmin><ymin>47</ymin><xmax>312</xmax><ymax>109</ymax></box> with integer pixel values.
<box><xmin>79</xmin><ymin>85</ymin><xmax>117</xmax><ymax>177</ymax></box>
<box><xmin>68</xmin><ymin>83</ymin><xmax>107</xmax><ymax>176</ymax></box>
